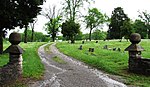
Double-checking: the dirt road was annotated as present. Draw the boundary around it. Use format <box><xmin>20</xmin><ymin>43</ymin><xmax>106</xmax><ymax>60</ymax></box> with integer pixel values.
<box><xmin>29</xmin><ymin>43</ymin><xmax>127</xmax><ymax>87</ymax></box>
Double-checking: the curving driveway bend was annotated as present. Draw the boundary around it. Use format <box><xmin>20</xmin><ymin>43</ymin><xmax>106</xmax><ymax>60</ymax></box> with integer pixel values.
<box><xmin>29</xmin><ymin>43</ymin><xmax>127</xmax><ymax>87</ymax></box>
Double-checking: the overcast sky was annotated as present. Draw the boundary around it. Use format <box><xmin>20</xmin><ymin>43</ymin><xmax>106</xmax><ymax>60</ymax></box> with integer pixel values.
<box><xmin>16</xmin><ymin>0</ymin><xmax>150</xmax><ymax>34</ymax></box>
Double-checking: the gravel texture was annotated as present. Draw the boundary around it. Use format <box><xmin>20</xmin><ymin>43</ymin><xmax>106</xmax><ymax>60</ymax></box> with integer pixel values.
<box><xmin>28</xmin><ymin>43</ymin><xmax>127</xmax><ymax>87</ymax></box>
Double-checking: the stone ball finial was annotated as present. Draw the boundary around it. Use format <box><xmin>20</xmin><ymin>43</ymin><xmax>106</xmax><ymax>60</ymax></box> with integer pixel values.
<box><xmin>9</xmin><ymin>32</ymin><xmax>21</xmax><ymax>45</ymax></box>
<box><xmin>130</xmin><ymin>33</ymin><xmax>141</xmax><ymax>44</ymax></box>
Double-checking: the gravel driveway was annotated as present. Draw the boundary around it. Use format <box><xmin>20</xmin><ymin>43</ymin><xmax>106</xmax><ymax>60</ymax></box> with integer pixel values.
<box><xmin>29</xmin><ymin>43</ymin><xmax>127</xmax><ymax>87</ymax></box>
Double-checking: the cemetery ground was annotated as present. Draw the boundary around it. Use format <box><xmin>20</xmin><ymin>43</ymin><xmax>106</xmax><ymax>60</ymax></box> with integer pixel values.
<box><xmin>56</xmin><ymin>40</ymin><xmax>150</xmax><ymax>87</ymax></box>
<box><xmin>0</xmin><ymin>40</ymin><xmax>150</xmax><ymax>87</ymax></box>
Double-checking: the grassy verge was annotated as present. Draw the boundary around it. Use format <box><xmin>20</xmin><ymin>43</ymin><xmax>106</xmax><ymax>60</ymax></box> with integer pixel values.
<box><xmin>21</xmin><ymin>42</ymin><xmax>46</xmax><ymax>79</ymax></box>
<box><xmin>44</xmin><ymin>43</ymin><xmax>67</xmax><ymax>64</ymax></box>
<box><xmin>56</xmin><ymin>40</ymin><xmax>150</xmax><ymax>87</ymax></box>
<box><xmin>0</xmin><ymin>40</ymin><xmax>10</xmax><ymax>67</ymax></box>
<box><xmin>0</xmin><ymin>41</ymin><xmax>46</xmax><ymax>86</ymax></box>
<box><xmin>44</xmin><ymin>42</ymin><xmax>53</xmax><ymax>54</ymax></box>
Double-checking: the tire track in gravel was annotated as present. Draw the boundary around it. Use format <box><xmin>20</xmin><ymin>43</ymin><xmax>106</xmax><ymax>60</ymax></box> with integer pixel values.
<box><xmin>28</xmin><ymin>43</ymin><xmax>127</xmax><ymax>87</ymax></box>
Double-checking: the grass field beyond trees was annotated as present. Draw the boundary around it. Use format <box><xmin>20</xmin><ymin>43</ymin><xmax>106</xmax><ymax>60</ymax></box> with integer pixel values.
<box><xmin>56</xmin><ymin>40</ymin><xmax>150</xmax><ymax>87</ymax></box>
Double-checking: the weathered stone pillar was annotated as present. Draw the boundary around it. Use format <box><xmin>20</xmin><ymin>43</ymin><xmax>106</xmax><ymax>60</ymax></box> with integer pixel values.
<box><xmin>125</xmin><ymin>33</ymin><xmax>144</xmax><ymax>72</ymax></box>
<box><xmin>0</xmin><ymin>32</ymin><xmax>23</xmax><ymax>84</ymax></box>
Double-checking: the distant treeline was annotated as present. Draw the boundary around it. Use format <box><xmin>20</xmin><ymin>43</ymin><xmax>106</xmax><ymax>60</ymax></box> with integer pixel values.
<box><xmin>20</xmin><ymin>30</ymin><xmax>50</xmax><ymax>42</ymax></box>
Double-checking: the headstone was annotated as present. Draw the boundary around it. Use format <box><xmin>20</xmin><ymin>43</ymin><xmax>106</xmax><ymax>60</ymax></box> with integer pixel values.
<box><xmin>103</xmin><ymin>45</ymin><xmax>108</xmax><ymax>49</ymax></box>
<box><xmin>113</xmin><ymin>48</ymin><xmax>116</xmax><ymax>51</ymax></box>
<box><xmin>78</xmin><ymin>45</ymin><xmax>82</xmax><ymax>50</ymax></box>
<box><xmin>89</xmin><ymin>48</ymin><xmax>94</xmax><ymax>52</ymax></box>
<box><xmin>117</xmin><ymin>48</ymin><xmax>121</xmax><ymax>52</ymax></box>
<box><xmin>91</xmin><ymin>48</ymin><xmax>94</xmax><ymax>52</ymax></box>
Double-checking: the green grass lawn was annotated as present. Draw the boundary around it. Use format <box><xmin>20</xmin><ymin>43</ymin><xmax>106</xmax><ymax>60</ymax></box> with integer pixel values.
<box><xmin>21</xmin><ymin>42</ymin><xmax>46</xmax><ymax>79</ymax></box>
<box><xmin>56</xmin><ymin>40</ymin><xmax>150</xmax><ymax>87</ymax></box>
<box><xmin>0</xmin><ymin>41</ymin><xmax>46</xmax><ymax>86</ymax></box>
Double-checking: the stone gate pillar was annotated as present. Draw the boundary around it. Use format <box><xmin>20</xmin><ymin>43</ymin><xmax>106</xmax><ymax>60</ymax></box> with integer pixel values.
<box><xmin>0</xmin><ymin>32</ymin><xmax>23</xmax><ymax>85</ymax></box>
<box><xmin>125</xmin><ymin>33</ymin><xmax>144</xmax><ymax>72</ymax></box>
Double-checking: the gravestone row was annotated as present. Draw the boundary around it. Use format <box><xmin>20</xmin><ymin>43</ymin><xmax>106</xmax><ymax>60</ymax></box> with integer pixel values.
<box><xmin>79</xmin><ymin>33</ymin><xmax>150</xmax><ymax>75</ymax></box>
<box><xmin>103</xmin><ymin>45</ymin><xmax>121</xmax><ymax>52</ymax></box>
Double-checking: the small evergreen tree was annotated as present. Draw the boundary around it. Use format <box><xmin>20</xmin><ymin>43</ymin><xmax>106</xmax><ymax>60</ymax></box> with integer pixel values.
<box><xmin>61</xmin><ymin>20</ymin><xmax>80</xmax><ymax>43</ymax></box>
<box><xmin>108</xmin><ymin>7</ymin><xmax>129</xmax><ymax>40</ymax></box>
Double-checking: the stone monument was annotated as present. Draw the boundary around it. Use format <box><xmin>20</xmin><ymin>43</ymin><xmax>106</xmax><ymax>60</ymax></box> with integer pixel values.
<box><xmin>0</xmin><ymin>32</ymin><xmax>23</xmax><ymax>85</ymax></box>
<box><xmin>125</xmin><ymin>33</ymin><xmax>150</xmax><ymax>75</ymax></box>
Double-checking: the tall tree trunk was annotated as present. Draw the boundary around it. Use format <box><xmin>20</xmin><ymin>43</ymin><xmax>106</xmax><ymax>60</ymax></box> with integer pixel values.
<box><xmin>31</xmin><ymin>28</ymin><xmax>34</xmax><ymax>42</ymax></box>
<box><xmin>0</xmin><ymin>29</ymin><xmax>3</xmax><ymax>54</ymax></box>
<box><xmin>148</xmin><ymin>29</ymin><xmax>150</xmax><ymax>39</ymax></box>
<box><xmin>89</xmin><ymin>28</ymin><xmax>92</xmax><ymax>41</ymax></box>
<box><xmin>73</xmin><ymin>7</ymin><xmax>75</xmax><ymax>21</ymax></box>
<box><xmin>30</xmin><ymin>19</ymin><xmax>37</xmax><ymax>42</ymax></box>
<box><xmin>52</xmin><ymin>26</ymin><xmax>55</xmax><ymax>42</ymax></box>
<box><xmin>71</xmin><ymin>36</ymin><xmax>75</xmax><ymax>44</ymax></box>
<box><xmin>52</xmin><ymin>36</ymin><xmax>55</xmax><ymax>42</ymax></box>
<box><xmin>71</xmin><ymin>39</ymin><xmax>75</xmax><ymax>43</ymax></box>
<box><xmin>24</xmin><ymin>25</ymin><xmax>28</xmax><ymax>43</ymax></box>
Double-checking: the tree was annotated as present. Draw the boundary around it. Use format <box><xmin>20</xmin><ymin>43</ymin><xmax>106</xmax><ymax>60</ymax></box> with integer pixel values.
<box><xmin>43</xmin><ymin>5</ymin><xmax>62</xmax><ymax>42</ymax></box>
<box><xmin>61</xmin><ymin>20</ymin><xmax>80</xmax><ymax>43</ymax></box>
<box><xmin>82</xmin><ymin>33</ymin><xmax>89</xmax><ymax>41</ymax></box>
<box><xmin>30</xmin><ymin>18</ymin><xmax>38</xmax><ymax>42</ymax></box>
<box><xmin>0</xmin><ymin>0</ymin><xmax>44</xmax><ymax>54</ymax></box>
<box><xmin>108</xmin><ymin>7</ymin><xmax>129</xmax><ymax>40</ymax></box>
<box><xmin>21</xmin><ymin>30</ymin><xmax>49</xmax><ymax>42</ymax></box>
<box><xmin>45</xmin><ymin>16</ymin><xmax>61</xmax><ymax>42</ymax></box>
<box><xmin>92</xmin><ymin>29</ymin><xmax>107</xmax><ymax>40</ymax></box>
<box><xmin>0</xmin><ymin>0</ymin><xmax>18</xmax><ymax>54</ymax></box>
<box><xmin>120</xmin><ymin>19</ymin><xmax>134</xmax><ymax>41</ymax></box>
<box><xmin>16</xmin><ymin>0</ymin><xmax>44</xmax><ymax>43</ymax></box>
<box><xmin>133</xmin><ymin>19</ymin><xmax>147</xmax><ymax>39</ymax></box>
<box><xmin>138</xmin><ymin>11</ymin><xmax>150</xmax><ymax>38</ymax></box>
<box><xmin>62</xmin><ymin>0</ymin><xmax>93</xmax><ymax>21</ymax></box>
<box><xmin>84</xmin><ymin>8</ymin><xmax>108</xmax><ymax>41</ymax></box>
<box><xmin>62</xmin><ymin>0</ymin><xmax>92</xmax><ymax>43</ymax></box>
<box><xmin>75</xmin><ymin>31</ymin><xmax>83</xmax><ymax>40</ymax></box>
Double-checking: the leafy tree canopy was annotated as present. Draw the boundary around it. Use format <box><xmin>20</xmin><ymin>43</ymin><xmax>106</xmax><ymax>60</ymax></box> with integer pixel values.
<box><xmin>61</xmin><ymin>20</ymin><xmax>80</xmax><ymax>43</ymax></box>
<box><xmin>84</xmin><ymin>8</ymin><xmax>108</xmax><ymax>41</ymax></box>
<box><xmin>133</xmin><ymin>19</ymin><xmax>148</xmax><ymax>39</ymax></box>
<box><xmin>92</xmin><ymin>29</ymin><xmax>107</xmax><ymax>40</ymax></box>
<box><xmin>138</xmin><ymin>11</ymin><xmax>150</xmax><ymax>38</ymax></box>
<box><xmin>108</xmin><ymin>7</ymin><xmax>129</xmax><ymax>39</ymax></box>
<box><xmin>0</xmin><ymin>0</ymin><xmax>44</xmax><ymax>29</ymax></box>
<box><xmin>45</xmin><ymin>16</ymin><xmax>62</xmax><ymax>42</ymax></box>
<box><xmin>21</xmin><ymin>29</ymin><xmax>49</xmax><ymax>42</ymax></box>
<box><xmin>120</xmin><ymin>19</ymin><xmax>134</xmax><ymax>40</ymax></box>
<box><xmin>0</xmin><ymin>0</ymin><xmax>45</xmax><ymax>53</ymax></box>
<box><xmin>62</xmin><ymin>0</ymin><xmax>93</xmax><ymax>21</ymax></box>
